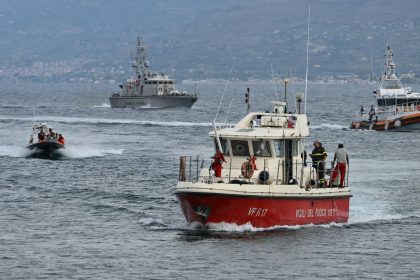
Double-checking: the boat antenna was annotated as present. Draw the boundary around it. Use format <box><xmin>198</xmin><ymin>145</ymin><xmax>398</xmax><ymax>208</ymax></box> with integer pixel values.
<box><xmin>271</xmin><ymin>65</ymin><xmax>279</xmax><ymax>101</ymax></box>
<box><xmin>283</xmin><ymin>78</ymin><xmax>288</xmax><ymax>103</ymax></box>
<box><xmin>289</xmin><ymin>65</ymin><xmax>297</xmax><ymax>112</ymax></box>
<box><xmin>245</xmin><ymin>87</ymin><xmax>251</xmax><ymax>114</ymax></box>
<box><xmin>212</xmin><ymin>121</ymin><xmax>223</xmax><ymax>153</ymax></box>
<box><xmin>368</xmin><ymin>36</ymin><xmax>374</xmax><ymax>82</ymax></box>
<box><xmin>224</xmin><ymin>97</ymin><xmax>234</xmax><ymax>125</ymax></box>
<box><xmin>214</xmin><ymin>64</ymin><xmax>235</xmax><ymax>123</ymax></box>
<box><xmin>304</xmin><ymin>4</ymin><xmax>310</xmax><ymax>114</ymax></box>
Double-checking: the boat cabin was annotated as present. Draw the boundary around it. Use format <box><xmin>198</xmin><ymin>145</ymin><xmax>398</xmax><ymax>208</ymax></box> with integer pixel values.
<box><xmin>205</xmin><ymin>102</ymin><xmax>311</xmax><ymax>186</ymax></box>
<box><xmin>118</xmin><ymin>75</ymin><xmax>177</xmax><ymax>97</ymax></box>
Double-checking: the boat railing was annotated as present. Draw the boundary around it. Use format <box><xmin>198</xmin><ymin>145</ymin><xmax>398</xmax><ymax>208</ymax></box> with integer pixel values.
<box><xmin>395</xmin><ymin>103</ymin><xmax>420</xmax><ymax>113</ymax></box>
<box><xmin>178</xmin><ymin>156</ymin><xmax>349</xmax><ymax>188</ymax></box>
<box><xmin>179</xmin><ymin>156</ymin><xmax>205</xmax><ymax>183</ymax></box>
<box><xmin>357</xmin><ymin>101</ymin><xmax>420</xmax><ymax>121</ymax></box>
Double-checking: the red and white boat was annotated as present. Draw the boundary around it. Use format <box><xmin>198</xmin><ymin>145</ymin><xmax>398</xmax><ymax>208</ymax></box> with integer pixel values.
<box><xmin>175</xmin><ymin>100</ymin><xmax>352</xmax><ymax>228</ymax></box>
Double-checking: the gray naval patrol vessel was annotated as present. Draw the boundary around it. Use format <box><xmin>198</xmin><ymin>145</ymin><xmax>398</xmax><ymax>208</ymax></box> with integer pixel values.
<box><xmin>109</xmin><ymin>36</ymin><xmax>198</xmax><ymax>109</ymax></box>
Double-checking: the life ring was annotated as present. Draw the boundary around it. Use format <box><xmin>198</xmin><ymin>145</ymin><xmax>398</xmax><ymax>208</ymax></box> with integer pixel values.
<box><xmin>241</xmin><ymin>161</ymin><xmax>254</xmax><ymax>179</ymax></box>
<box><xmin>416</xmin><ymin>105</ymin><xmax>420</xmax><ymax>111</ymax></box>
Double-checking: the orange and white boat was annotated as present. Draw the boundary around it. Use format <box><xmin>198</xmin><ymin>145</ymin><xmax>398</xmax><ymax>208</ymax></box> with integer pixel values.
<box><xmin>351</xmin><ymin>105</ymin><xmax>420</xmax><ymax>131</ymax></box>
<box><xmin>351</xmin><ymin>45</ymin><xmax>420</xmax><ymax>131</ymax></box>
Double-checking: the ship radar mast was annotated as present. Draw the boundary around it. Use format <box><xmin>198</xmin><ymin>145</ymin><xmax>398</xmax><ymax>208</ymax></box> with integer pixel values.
<box><xmin>132</xmin><ymin>36</ymin><xmax>150</xmax><ymax>79</ymax></box>
<box><xmin>384</xmin><ymin>44</ymin><xmax>396</xmax><ymax>79</ymax></box>
<box><xmin>380</xmin><ymin>44</ymin><xmax>402</xmax><ymax>90</ymax></box>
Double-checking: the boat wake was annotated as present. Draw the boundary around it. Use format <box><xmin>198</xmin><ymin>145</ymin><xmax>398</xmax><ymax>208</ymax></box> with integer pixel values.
<box><xmin>0</xmin><ymin>145</ymin><xmax>28</xmax><ymax>158</ymax></box>
<box><xmin>62</xmin><ymin>147</ymin><xmax>125</xmax><ymax>159</ymax></box>
<box><xmin>0</xmin><ymin>115</ymin><xmax>214</xmax><ymax>127</ymax></box>
<box><xmin>177</xmin><ymin>212</ymin><xmax>418</xmax><ymax>233</ymax></box>
<box><xmin>310</xmin><ymin>123</ymin><xmax>349</xmax><ymax>130</ymax></box>
<box><xmin>139</xmin><ymin>217</ymin><xmax>169</xmax><ymax>229</ymax></box>
<box><xmin>0</xmin><ymin>145</ymin><xmax>124</xmax><ymax>159</ymax></box>
<box><xmin>92</xmin><ymin>103</ymin><xmax>111</xmax><ymax>108</ymax></box>
<box><xmin>348</xmin><ymin>212</ymin><xmax>409</xmax><ymax>226</ymax></box>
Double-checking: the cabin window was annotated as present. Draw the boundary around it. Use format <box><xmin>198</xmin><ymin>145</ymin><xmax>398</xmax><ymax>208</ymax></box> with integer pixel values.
<box><xmin>252</xmin><ymin>140</ymin><xmax>271</xmax><ymax>157</ymax></box>
<box><xmin>214</xmin><ymin>138</ymin><xmax>230</xmax><ymax>155</ymax></box>
<box><xmin>274</xmin><ymin>140</ymin><xmax>284</xmax><ymax>157</ymax></box>
<box><xmin>231</xmin><ymin>140</ymin><xmax>250</xmax><ymax>156</ymax></box>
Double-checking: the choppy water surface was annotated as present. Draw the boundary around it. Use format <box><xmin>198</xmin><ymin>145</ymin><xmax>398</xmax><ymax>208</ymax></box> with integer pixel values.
<box><xmin>0</xmin><ymin>81</ymin><xmax>419</xmax><ymax>279</ymax></box>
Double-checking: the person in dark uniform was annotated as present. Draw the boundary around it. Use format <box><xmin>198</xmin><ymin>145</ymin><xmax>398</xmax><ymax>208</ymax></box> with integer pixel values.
<box><xmin>309</xmin><ymin>140</ymin><xmax>327</xmax><ymax>187</ymax></box>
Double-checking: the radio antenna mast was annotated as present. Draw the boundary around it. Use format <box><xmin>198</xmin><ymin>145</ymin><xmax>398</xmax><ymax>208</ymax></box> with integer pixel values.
<box><xmin>304</xmin><ymin>5</ymin><xmax>310</xmax><ymax>114</ymax></box>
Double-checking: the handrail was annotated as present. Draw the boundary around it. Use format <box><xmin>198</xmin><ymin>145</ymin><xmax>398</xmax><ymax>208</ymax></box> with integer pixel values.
<box><xmin>178</xmin><ymin>156</ymin><xmax>350</xmax><ymax>188</ymax></box>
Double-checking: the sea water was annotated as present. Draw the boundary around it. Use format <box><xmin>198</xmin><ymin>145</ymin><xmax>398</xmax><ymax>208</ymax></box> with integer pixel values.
<box><xmin>0</xmin><ymin>81</ymin><xmax>419</xmax><ymax>279</ymax></box>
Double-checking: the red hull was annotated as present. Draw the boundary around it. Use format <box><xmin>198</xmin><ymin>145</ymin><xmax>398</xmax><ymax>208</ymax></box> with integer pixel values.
<box><xmin>176</xmin><ymin>193</ymin><xmax>350</xmax><ymax>228</ymax></box>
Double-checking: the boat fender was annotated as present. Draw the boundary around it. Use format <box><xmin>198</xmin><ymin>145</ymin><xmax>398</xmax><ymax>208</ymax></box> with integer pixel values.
<box><xmin>258</xmin><ymin>170</ymin><xmax>269</xmax><ymax>183</ymax></box>
<box><xmin>385</xmin><ymin>120</ymin><xmax>389</xmax><ymax>131</ymax></box>
<box><xmin>416</xmin><ymin>105</ymin><xmax>420</xmax><ymax>111</ymax></box>
<box><xmin>241</xmin><ymin>161</ymin><xmax>254</xmax><ymax>179</ymax></box>
<box><xmin>394</xmin><ymin>119</ymin><xmax>402</xmax><ymax>128</ymax></box>
<box><xmin>288</xmin><ymin>178</ymin><xmax>298</xmax><ymax>185</ymax></box>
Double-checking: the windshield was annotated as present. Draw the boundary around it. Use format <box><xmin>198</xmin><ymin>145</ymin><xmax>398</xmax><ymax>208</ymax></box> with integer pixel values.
<box><xmin>231</xmin><ymin>140</ymin><xmax>250</xmax><ymax>156</ymax></box>
<box><xmin>214</xmin><ymin>138</ymin><xmax>230</xmax><ymax>155</ymax></box>
<box><xmin>252</xmin><ymin>140</ymin><xmax>271</xmax><ymax>157</ymax></box>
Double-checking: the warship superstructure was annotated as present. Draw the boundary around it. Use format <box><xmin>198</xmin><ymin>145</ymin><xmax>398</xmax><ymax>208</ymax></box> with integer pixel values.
<box><xmin>109</xmin><ymin>36</ymin><xmax>197</xmax><ymax>109</ymax></box>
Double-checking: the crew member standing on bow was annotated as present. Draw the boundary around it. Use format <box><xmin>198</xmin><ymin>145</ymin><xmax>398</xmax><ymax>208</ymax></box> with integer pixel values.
<box><xmin>211</xmin><ymin>149</ymin><xmax>226</xmax><ymax>178</ymax></box>
<box><xmin>309</xmin><ymin>140</ymin><xmax>327</xmax><ymax>187</ymax></box>
<box><xmin>329</xmin><ymin>144</ymin><xmax>349</xmax><ymax>188</ymax></box>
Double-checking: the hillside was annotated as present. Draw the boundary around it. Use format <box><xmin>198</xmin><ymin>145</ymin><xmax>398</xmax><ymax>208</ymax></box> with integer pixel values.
<box><xmin>1</xmin><ymin>0</ymin><xmax>419</xmax><ymax>82</ymax></box>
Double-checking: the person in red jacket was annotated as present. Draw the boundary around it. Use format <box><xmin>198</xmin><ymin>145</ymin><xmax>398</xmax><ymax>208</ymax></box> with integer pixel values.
<box><xmin>57</xmin><ymin>134</ymin><xmax>65</xmax><ymax>145</ymax></box>
<box><xmin>211</xmin><ymin>149</ymin><xmax>226</xmax><ymax>178</ymax></box>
